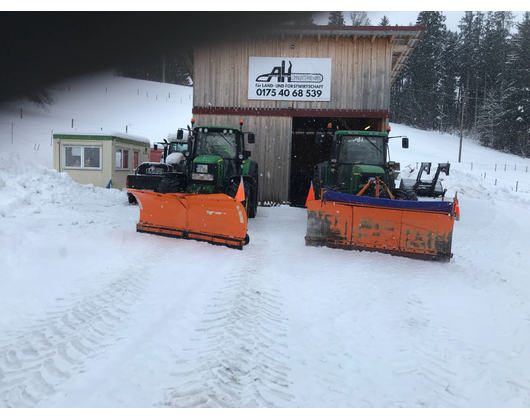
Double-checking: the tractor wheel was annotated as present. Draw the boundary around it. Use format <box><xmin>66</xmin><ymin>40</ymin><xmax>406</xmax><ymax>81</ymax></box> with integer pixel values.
<box><xmin>225</xmin><ymin>181</ymin><xmax>238</xmax><ymax>198</ymax></box>
<box><xmin>226</xmin><ymin>178</ymin><xmax>256</xmax><ymax>219</ymax></box>
<box><xmin>159</xmin><ymin>178</ymin><xmax>182</xmax><ymax>194</ymax></box>
<box><xmin>246</xmin><ymin>186</ymin><xmax>257</xmax><ymax>218</ymax></box>
<box><xmin>127</xmin><ymin>193</ymin><xmax>137</xmax><ymax>204</ymax></box>
<box><xmin>393</xmin><ymin>188</ymin><xmax>418</xmax><ymax>201</ymax></box>
<box><xmin>313</xmin><ymin>164</ymin><xmax>326</xmax><ymax>200</ymax></box>
<box><xmin>247</xmin><ymin>163</ymin><xmax>259</xmax><ymax>219</ymax></box>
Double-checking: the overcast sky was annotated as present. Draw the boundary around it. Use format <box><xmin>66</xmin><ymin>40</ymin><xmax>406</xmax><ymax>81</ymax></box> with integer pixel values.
<box><xmin>312</xmin><ymin>11</ymin><xmax>526</xmax><ymax>32</ymax></box>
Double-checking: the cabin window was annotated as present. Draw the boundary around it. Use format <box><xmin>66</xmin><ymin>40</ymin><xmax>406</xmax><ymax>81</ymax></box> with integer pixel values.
<box><xmin>64</xmin><ymin>145</ymin><xmax>101</xmax><ymax>169</ymax></box>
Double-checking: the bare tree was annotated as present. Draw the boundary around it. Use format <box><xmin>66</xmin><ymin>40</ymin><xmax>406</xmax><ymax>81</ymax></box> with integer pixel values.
<box><xmin>349</xmin><ymin>11</ymin><xmax>371</xmax><ymax>26</ymax></box>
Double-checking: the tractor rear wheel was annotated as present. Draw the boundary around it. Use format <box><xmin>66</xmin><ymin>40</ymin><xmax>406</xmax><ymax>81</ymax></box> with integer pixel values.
<box><xmin>159</xmin><ymin>178</ymin><xmax>182</xmax><ymax>194</ymax></box>
<box><xmin>393</xmin><ymin>188</ymin><xmax>418</xmax><ymax>201</ymax></box>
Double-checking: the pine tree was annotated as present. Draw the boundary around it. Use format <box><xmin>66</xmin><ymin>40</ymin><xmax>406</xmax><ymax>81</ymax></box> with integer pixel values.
<box><xmin>328</xmin><ymin>12</ymin><xmax>345</xmax><ymax>26</ymax></box>
<box><xmin>438</xmin><ymin>30</ymin><xmax>460</xmax><ymax>133</ymax></box>
<box><xmin>405</xmin><ymin>12</ymin><xmax>447</xmax><ymax>130</ymax></box>
<box><xmin>477</xmin><ymin>11</ymin><xmax>515</xmax><ymax>149</ymax></box>
<box><xmin>504</xmin><ymin>12</ymin><xmax>530</xmax><ymax>156</ymax></box>
<box><xmin>291</xmin><ymin>12</ymin><xmax>316</xmax><ymax>25</ymax></box>
<box><xmin>457</xmin><ymin>12</ymin><xmax>485</xmax><ymax>134</ymax></box>
<box><xmin>379</xmin><ymin>16</ymin><xmax>390</xmax><ymax>26</ymax></box>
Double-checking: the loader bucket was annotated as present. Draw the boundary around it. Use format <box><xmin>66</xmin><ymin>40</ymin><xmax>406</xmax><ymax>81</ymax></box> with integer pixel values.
<box><xmin>306</xmin><ymin>191</ymin><xmax>455</xmax><ymax>261</ymax></box>
<box><xmin>127</xmin><ymin>189</ymin><xmax>249</xmax><ymax>249</ymax></box>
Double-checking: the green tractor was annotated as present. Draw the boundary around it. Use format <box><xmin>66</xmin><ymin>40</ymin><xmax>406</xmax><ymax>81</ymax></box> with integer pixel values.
<box><xmin>159</xmin><ymin>119</ymin><xmax>259</xmax><ymax>218</ymax></box>
<box><xmin>312</xmin><ymin>127</ymin><xmax>416</xmax><ymax>201</ymax></box>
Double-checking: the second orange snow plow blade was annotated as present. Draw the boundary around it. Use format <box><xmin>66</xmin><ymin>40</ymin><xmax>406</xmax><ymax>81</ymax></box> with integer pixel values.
<box><xmin>127</xmin><ymin>189</ymin><xmax>249</xmax><ymax>249</ymax></box>
<box><xmin>306</xmin><ymin>191</ymin><xmax>456</xmax><ymax>261</ymax></box>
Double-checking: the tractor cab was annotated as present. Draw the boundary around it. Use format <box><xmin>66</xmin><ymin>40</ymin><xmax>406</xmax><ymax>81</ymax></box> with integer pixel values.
<box><xmin>313</xmin><ymin>129</ymin><xmax>409</xmax><ymax>199</ymax></box>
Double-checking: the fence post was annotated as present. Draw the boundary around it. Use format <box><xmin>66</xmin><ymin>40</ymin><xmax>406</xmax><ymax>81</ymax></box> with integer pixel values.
<box><xmin>516</xmin><ymin>181</ymin><xmax>518</xmax><ymax>192</ymax></box>
<box><xmin>484</xmin><ymin>173</ymin><xmax>486</xmax><ymax>179</ymax></box>
<box><xmin>495</xmin><ymin>179</ymin><xmax>497</xmax><ymax>186</ymax></box>
<box><xmin>495</xmin><ymin>163</ymin><xmax>497</xmax><ymax>171</ymax></box>
<box><xmin>515</xmin><ymin>165</ymin><xmax>517</xmax><ymax>171</ymax></box>
<box><xmin>505</xmin><ymin>164</ymin><xmax>507</xmax><ymax>171</ymax></box>
<box><xmin>471</xmin><ymin>163</ymin><xmax>473</xmax><ymax>171</ymax></box>
<box><xmin>71</xmin><ymin>119</ymin><xmax>74</xmax><ymax>128</ymax></box>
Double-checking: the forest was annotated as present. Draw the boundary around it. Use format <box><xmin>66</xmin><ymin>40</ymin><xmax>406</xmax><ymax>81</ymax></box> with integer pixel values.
<box><xmin>389</xmin><ymin>11</ymin><xmax>530</xmax><ymax>158</ymax></box>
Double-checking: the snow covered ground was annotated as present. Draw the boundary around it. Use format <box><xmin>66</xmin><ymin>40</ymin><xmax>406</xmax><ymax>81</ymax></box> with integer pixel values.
<box><xmin>1</xmin><ymin>73</ymin><xmax>530</xmax><ymax>408</ymax></box>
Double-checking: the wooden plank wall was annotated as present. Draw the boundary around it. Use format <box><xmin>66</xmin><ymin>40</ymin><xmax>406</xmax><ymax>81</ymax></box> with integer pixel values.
<box><xmin>194</xmin><ymin>35</ymin><xmax>392</xmax><ymax>111</ymax></box>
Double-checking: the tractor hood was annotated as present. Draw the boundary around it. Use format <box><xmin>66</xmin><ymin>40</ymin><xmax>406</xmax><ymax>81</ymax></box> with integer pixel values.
<box><xmin>193</xmin><ymin>155</ymin><xmax>224</xmax><ymax>165</ymax></box>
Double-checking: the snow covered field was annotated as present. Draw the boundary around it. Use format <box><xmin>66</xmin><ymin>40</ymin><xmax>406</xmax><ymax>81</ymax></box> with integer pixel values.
<box><xmin>1</xmin><ymin>73</ymin><xmax>530</xmax><ymax>408</ymax></box>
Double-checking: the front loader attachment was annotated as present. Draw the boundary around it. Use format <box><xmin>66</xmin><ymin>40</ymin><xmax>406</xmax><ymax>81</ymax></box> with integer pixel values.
<box><xmin>306</xmin><ymin>191</ymin><xmax>456</xmax><ymax>261</ymax></box>
<box><xmin>127</xmin><ymin>189</ymin><xmax>249</xmax><ymax>249</ymax></box>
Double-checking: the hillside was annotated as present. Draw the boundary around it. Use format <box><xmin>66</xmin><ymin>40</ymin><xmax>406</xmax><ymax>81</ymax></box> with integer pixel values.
<box><xmin>0</xmin><ymin>71</ymin><xmax>193</xmax><ymax>168</ymax></box>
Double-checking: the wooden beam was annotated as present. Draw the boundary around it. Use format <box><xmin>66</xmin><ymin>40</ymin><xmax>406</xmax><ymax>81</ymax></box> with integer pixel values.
<box><xmin>392</xmin><ymin>44</ymin><xmax>409</xmax><ymax>54</ymax></box>
<box><xmin>388</xmin><ymin>35</ymin><xmax>395</xmax><ymax>44</ymax></box>
<box><xmin>334</xmin><ymin>34</ymin><xmax>339</xmax><ymax>43</ymax></box>
<box><xmin>371</xmin><ymin>34</ymin><xmax>376</xmax><ymax>43</ymax></box>
<box><xmin>317</xmin><ymin>34</ymin><xmax>321</xmax><ymax>43</ymax></box>
<box><xmin>406</xmin><ymin>35</ymin><xmax>413</xmax><ymax>46</ymax></box>
<box><xmin>300</xmin><ymin>34</ymin><xmax>303</xmax><ymax>43</ymax></box>
<box><xmin>352</xmin><ymin>34</ymin><xmax>358</xmax><ymax>43</ymax></box>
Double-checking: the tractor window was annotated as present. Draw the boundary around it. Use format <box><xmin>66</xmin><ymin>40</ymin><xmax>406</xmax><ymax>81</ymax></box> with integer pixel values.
<box><xmin>169</xmin><ymin>142</ymin><xmax>188</xmax><ymax>154</ymax></box>
<box><xmin>338</xmin><ymin>136</ymin><xmax>385</xmax><ymax>165</ymax></box>
<box><xmin>195</xmin><ymin>130</ymin><xmax>239</xmax><ymax>159</ymax></box>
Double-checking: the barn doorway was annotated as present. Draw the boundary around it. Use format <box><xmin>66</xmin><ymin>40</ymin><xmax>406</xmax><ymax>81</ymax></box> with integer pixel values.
<box><xmin>289</xmin><ymin>116</ymin><xmax>385</xmax><ymax>207</ymax></box>
<box><xmin>289</xmin><ymin>118</ymin><xmax>332</xmax><ymax>207</ymax></box>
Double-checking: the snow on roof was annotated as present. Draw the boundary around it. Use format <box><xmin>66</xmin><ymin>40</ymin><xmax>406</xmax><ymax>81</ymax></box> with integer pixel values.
<box><xmin>53</xmin><ymin>131</ymin><xmax>150</xmax><ymax>144</ymax></box>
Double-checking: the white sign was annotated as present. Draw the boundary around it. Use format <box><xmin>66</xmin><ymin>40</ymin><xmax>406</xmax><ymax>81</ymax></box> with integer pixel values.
<box><xmin>248</xmin><ymin>57</ymin><xmax>331</xmax><ymax>101</ymax></box>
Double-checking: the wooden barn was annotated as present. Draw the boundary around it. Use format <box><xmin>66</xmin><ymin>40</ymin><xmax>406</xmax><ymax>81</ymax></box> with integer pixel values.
<box><xmin>191</xmin><ymin>25</ymin><xmax>425</xmax><ymax>206</ymax></box>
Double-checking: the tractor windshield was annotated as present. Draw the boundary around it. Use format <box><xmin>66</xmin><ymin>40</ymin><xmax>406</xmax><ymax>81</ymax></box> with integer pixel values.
<box><xmin>337</xmin><ymin>135</ymin><xmax>385</xmax><ymax>165</ymax></box>
<box><xmin>195</xmin><ymin>129</ymin><xmax>240</xmax><ymax>159</ymax></box>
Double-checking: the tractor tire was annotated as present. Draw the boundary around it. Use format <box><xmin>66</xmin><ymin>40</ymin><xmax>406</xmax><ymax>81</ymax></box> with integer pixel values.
<box><xmin>159</xmin><ymin>178</ymin><xmax>182</xmax><ymax>194</ymax></box>
<box><xmin>226</xmin><ymin>179</ymin><xmax>255</xmax><ymax>218</ymax></box>
<box><xmin>393</xmin><ymin>188</ymin><xmax>418</xmax><ymax>201</ymax></box>
<box><xmin>313</xmin><ymin>164</ymin><xmax>326</xmax><ymax>200</ymax></box>
<box><xmin>247</xmin><ymin>163</ymin><xmax>259</xmax><ymax>219</ymax></box>
<box><xmin>127</xmin><ymin>193</ymin><xmax>137</xmax><ymax>204</ymax></box>
<box><xmin>225</xmin><ymin>181</ymin><xmax>238</xmax><ymax>198</ymax></box>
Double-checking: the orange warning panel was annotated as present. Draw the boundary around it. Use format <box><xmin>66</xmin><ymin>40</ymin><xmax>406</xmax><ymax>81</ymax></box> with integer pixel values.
<box><xmin>127</xmin><ymin>189</ymin><xmax>248</xmax><ymax>249</ymax></box>
<box><xmin>306</xmin><ymin>196</ymin><xmax>455</xmax><ymax>261</ymax></box>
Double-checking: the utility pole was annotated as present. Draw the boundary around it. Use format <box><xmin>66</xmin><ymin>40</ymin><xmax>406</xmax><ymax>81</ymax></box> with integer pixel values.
<box><xmin>459</xmin><ymin>95</ymin><xmax>468</xmax><ymax>163</ymax></box>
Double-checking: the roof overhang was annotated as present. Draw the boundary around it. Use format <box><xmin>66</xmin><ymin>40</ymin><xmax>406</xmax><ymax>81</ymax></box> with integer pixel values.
<box><xmin>272</xmin><ymin>25</ymin><xmax>426</xmax><ymax>85</ymax></box>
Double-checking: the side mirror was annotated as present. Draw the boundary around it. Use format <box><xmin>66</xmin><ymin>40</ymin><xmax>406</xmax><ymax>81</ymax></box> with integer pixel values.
<box><xmin>402</xmin><ymin>137</ymin><xmax>409</xmax><ymax>149</ymax></box>
<box><xmin>247</xmin><ymin>133</ymin><xmax>255</xmax><ymax>144</ymax></box>
<box><xmin>154</xmin><ymin>144</ymin><xmax>158</xmax><ymax>150</ymax></box>
<box><xmin>177</xmin><ymin>129</ymin><xmax>184</xmax><ymax>140</ymax></box>
<box><xmin>244</xmin><ymin>150</ymin><xmax>251</xmax><ymax>159</ymax></box>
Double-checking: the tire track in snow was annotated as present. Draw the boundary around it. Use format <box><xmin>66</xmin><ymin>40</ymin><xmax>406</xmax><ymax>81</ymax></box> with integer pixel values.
<box><xmin>160</xmin><ymin>231</ymin><xmax>293</xmax><ymax>407</ymax></box>
<box><xmin>0</xmin><ymin>271</ymin><xmax>150</xmax><ymax>408</ymax></box>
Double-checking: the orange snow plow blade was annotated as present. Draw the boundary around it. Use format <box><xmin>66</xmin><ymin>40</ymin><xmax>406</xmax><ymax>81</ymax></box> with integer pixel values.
<box><xmin>127</xmin><ymin>189</ymin><xmax>248</xmax><ymax>249</ymax></box>
<box><xmin>306</xmin><ymin>191</ymin><xmax>456</xmax><ymax>261</ymax></box>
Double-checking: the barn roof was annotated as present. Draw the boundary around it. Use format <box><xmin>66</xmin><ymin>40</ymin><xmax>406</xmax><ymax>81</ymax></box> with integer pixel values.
<box><xmin>273</xmin><ymin>25</ymin><xmax>426</xmax><ymax>85</ymax></box>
